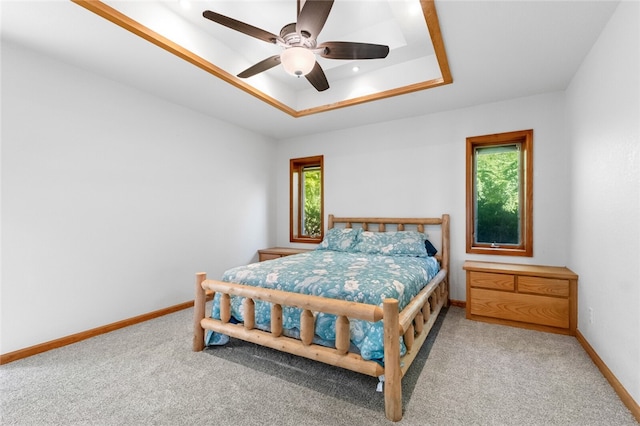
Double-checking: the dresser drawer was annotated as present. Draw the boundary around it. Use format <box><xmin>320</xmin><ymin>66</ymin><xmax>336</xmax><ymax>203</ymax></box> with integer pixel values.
<box><xmin>258</xmin><ymin>247</ymin><xmax>312</xmax><ymax>262</ymax></box>
<box><xmin>469</xmin><ymin>271</ymin><xmax>515</xmax><ymax>291</ymax></box>
<box><xmin>470</xmin><ymin>288</ymin><xmax>569</xmax><ymax>329</ymax></box>
<box><xmin>259</xmin><ymin>253</ymin><xmax>282</xmax><ymax>261</ymax></box>
<box><xmin>517</xmin><ymin>276</ymin><xmax>569</xmax><ymax>297</ymax></box>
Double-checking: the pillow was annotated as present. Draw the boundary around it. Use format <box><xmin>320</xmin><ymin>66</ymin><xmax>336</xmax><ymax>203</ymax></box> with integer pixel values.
<box><xmin>353</xmin><ymin>231</ymin><xmax>428</xmax><ymax>257</ymax></box>
<box><xmin>316</xmin><ymin>228</ymin><xmax>360</xmax><ymax>252</ymax></box>
<box><xmin>425</xmin><ymin>239</ymin><xmax>438</xmax><ymax>256</ymax></box>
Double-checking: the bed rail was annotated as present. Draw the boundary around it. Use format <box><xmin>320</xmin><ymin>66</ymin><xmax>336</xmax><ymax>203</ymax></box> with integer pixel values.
<box><xmin>193</xmin><ymin>268</ymin><xmax>448</xmax><ymax>422</ymax></box>
<box><xmin>194</xmin><ymin>274</ymin><xmax>386</xmax><ymax>377</ymax></box>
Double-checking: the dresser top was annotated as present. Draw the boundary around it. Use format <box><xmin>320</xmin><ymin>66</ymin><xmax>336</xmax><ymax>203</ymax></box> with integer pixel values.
<box><xmin>463</xmin><ymin>260</ymin><xmax>578</xmax><ymax>279</ymax></box>
<box><xmin>258</xmin><ymin>247</ymin><xmax>313</xmax><ymax>255</ymax></box>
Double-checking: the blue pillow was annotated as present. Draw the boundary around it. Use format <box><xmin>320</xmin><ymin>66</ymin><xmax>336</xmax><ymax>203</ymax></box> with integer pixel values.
<box><xmin>316</xmin><ymin>228</ymin><xmax>360</xmax><ymax>252</ymax></box>
<box><xmin>353</xmin><ymin>231</ymin><xmax>428</xmax><ymax>257</ymax></box>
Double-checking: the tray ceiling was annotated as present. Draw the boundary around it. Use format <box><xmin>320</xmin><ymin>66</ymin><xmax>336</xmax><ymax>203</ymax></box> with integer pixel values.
<box><xmin>74</xmin><ymin>0</ymin><xmax>452</xmax><ymax>117</ymax></box>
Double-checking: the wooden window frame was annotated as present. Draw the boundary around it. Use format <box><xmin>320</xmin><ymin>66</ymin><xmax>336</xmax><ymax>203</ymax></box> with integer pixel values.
<box><xmin>290</xmin><ymin>155</ymin><xmax>324</xmax><ymax>244</ymax></box>
<box><xmin>466</xmin><ymin>129</ymin><xmax>533</xmax><ymax>257</ymax></box>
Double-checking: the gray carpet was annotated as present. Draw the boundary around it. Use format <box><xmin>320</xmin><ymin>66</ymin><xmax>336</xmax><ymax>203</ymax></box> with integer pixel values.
<box><xmin>1</xmin><ymin>306</ymin><xmax>637</xmax><ymax>425</ymax></box>
<box><xmin>201</xmin><ymin>306</ymin><xmax>446</xmax><ymax>413</ymax></box>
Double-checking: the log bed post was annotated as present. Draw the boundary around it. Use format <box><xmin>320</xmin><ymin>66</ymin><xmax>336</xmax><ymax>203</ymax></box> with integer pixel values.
<box><xmin>193</xmin><ymin>272</ymin><xmax>207</xmax><ymax>351</ymax></box>
<box><xmin>441</xmin><ymin>214</ymin><xmax>450</xmax><ymax>307</ymax></box>
<box><xmin>244</xmin><ymin>299</ymin><xmax>255</xmax><ymax>330</ymax></box>
<box><xmin>383</xmin><ymin>298</ymin><xmax>402</xmax><ymax>422</ymax></box>
<box><xmin>300</xmin><ymin>310</ymin><xmax>314</xmax><ymax>346</ymax></box>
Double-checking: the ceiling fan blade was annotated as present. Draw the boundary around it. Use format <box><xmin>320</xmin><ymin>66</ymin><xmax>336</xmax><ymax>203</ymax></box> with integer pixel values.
<box><xmin>237</xmin><ymin>55</ymin><xmax>281</xmax><ymax>78</ymax></box>
<box><xmin>319</xmin><ymin>42</ymin><xmax>390</xmax><ymax>60</ymax></box>
<box><xmin>305</xmin><ymin>62</ymin><xmax>329</xmax><ymax>92</ymax></box>
<box><xmin>296</xmin><ymin>0</ymin><xmax>334</xmax><ymax>40</ymax></box>
<box><xmin>203</xmin><ymin>10</ymin><xmax>280</xmax><ymax>44</ymax></box>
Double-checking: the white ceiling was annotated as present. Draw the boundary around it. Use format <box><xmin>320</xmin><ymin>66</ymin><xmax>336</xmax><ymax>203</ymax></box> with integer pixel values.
<box><xmin>104</xmin><ymin>0</ymin><xmax>443</xmax><ymax>112</ymax></box>
<box><xmin>1</xmin><ymin>0</ymin><xmax>620</xmax><ymax>140</ymax></box>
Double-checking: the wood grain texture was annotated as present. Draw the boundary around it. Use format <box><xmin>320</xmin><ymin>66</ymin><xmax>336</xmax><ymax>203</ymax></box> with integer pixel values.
<box><xmin>193</xmin><ymin>273</ymin><xmax>207</xmax><ymax>351</ymax></box>
<box><xmin>464</xmin><ymin>261</ymin><xmax>577</xmax><ymax>335</ymax></box>
<box><xmin>335</xmin><ymin>316</ymin><xmax>350</xmax><ymax>355</ymax></box>
<box><xmin>243</xmin><ymin>298</ymin><xmax>255</xmax><ymax>330</ymax></box>
<box><xmin>398</xmin><ymin>269</ymin><xmax>447</xmax><ymax>333</ymax></box>
<box><xmin>464</xmin><ymin>261</ymin><xmax>578</xmax><ymax>279</ymax></box>
<box><xmin>469</xmin><ymin>271</ymin><xmax>515</xmax><ymax>291</ymax></box>
<box><xmin>300</xmin><ymin>310</ymin><xmax>314</xmax><ymax>346</ymax></box>
<box><xmin>470</xmin><ymin>288</ymin><xmax>569</xmax><ymax>328</ymax></box>
<box><xmin>383</xmin><ymin>299</ymin><xmax>402</xmax><ymax>422</ymax></box>
<box><xmin>517</xmin><ymin>276</ymin><xmax>569</xmax><ymax>297</ymax></box>
<box><xmin>220</xmin><ymin>293</ymin><xmax>231</xmax><ymax>323</ymax></box>
<box><xmin>271</xmin><ymin>304</ymin><xmax>283</xmax><ymax>338</ymax></box>
<box><xmin>200</xmin><ymin>318</ymin><xmax>384</xmax><ymax>377</ymax></box>
<box><xmin>202</xmin><ymin>280</ymin><xmax>383</xmax><ymax>322</ymax></box>
<box><xmin>465</xmin><ymin>130</ymin><xmax>534</xmax><ymax>257</ymax></box>
<box><xmin>258</xmin><ymin>247</ymin><xmax>312</xmax><ymax>262</ymax></box>
<box><xmin>258</xmin><ymin>253</ymin><xmax>281</xmax><ymax>261</ymax></box>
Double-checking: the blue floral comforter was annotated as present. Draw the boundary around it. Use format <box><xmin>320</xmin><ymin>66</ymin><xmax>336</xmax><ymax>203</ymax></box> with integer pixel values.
<box><xmin>205</xmin><ymin>250</ymin><xmax>440</xmax><ymax>361</ymax></box>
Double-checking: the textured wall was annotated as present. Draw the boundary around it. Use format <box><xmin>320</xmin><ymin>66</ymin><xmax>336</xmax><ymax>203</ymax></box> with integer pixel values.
<box><xmin>566</xmin><ymin>1</ymin><xmax>640</xmax><ymax>406</ymax></box>
<box><xmin>1</xmin><ymin>41</ymin><xmax>276</xmax><ymax>354</ymax></box>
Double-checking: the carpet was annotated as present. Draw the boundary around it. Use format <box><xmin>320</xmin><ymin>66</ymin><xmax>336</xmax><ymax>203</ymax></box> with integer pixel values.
<box><xmin>203</xmin><ymin>307</ymin><xmax>448</xmax><ymax>413</ymax></box>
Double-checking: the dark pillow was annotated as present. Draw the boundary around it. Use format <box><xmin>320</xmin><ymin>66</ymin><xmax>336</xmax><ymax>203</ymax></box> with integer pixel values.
<box><xmin>425</xmin><ymin>239</ymin><xmax>438</xmax><ymax>256</ymax></box>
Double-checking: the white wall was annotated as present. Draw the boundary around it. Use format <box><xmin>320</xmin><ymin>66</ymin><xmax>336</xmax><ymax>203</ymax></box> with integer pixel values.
<box><xmin>566</xmin><ymin>1</ymin><xmax>640</xmax><ymax>405</ymax></box>
<box><xmin>0</xmin><ymin>41</ymin><xmax>276</xmax><ymax>354</ymax></box>
<box><xmin>276</xmin><ymin>91</ymin><xmax>572</xmax><ymax>302</ymax></box>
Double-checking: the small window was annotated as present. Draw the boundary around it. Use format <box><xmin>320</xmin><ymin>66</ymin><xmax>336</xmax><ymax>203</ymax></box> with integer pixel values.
<box><xmin>466</xmin><ymin>130</ymin><xmax>533</xmax><ymax>256</ymax></box>
<box><xmin>290</xmin><ymin>155</ymin><xmax>324</xmax><ymax>243</ymax></box>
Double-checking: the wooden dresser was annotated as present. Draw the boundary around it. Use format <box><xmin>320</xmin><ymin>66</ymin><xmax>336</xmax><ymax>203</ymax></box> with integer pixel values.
<box><xmin>258</xmin><ymin>247</ymin><xmax>312</xmax><ymax>262</ymax></box>
<box><xmin>463</xmin><ymin>261</ymin><xmax>578</xmax><ymax>335</ymax></box>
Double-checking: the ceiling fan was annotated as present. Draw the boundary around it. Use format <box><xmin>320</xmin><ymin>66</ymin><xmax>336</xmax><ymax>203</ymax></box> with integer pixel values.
<box><xmin>203</xmin><ymin>0</ymin><xmax>390</xmax><ymax>92</ymax></box>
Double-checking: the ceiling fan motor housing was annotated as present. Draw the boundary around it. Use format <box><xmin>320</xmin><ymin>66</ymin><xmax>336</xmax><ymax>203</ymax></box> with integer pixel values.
<box><xmin>280</xmin><ymin>23</ymin><xmax>317</xmax><ymax>49</ymax></box>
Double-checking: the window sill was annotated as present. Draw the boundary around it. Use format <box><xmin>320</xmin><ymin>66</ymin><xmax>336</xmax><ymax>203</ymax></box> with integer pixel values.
<box><xmin>467</xmin><ymin>246</ymin><xmax>532</xmax><ymax>257</ymax></box>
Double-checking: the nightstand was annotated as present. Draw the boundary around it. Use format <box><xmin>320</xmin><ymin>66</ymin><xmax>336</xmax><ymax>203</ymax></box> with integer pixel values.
<box><xmin>258</xmin><ymin>247</ymin><xmax>312</xmax><ymax>262</ymax></box>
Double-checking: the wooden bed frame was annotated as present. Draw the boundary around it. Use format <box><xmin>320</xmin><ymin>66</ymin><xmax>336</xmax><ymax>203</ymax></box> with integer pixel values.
<box><xmin>193</xmin><ymin>214</ymin><xmax>450</xmax><ymax>422</ymax></box>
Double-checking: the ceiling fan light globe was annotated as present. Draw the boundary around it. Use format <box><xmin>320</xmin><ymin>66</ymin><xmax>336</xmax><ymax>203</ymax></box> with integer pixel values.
<box><xmin>280</xmin><ymin>47</ymin><xmax>315</xmax><ymax>77</ymax></box>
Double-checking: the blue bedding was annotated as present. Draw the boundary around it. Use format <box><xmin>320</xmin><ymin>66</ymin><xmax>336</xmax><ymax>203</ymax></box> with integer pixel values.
<box><xmin>205</xmin><ymin>249</ymin><xmax>440</xmax><ymax>362</ymax></box>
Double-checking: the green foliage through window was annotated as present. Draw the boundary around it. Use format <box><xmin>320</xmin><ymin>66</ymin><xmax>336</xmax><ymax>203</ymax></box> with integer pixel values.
<box><xmin>290</xmin><ymin>156</ymin><xmax>324</xmax><ymax>243</ymax></box>
<box><xmin>475</xmin><ymin>145</ymin><xmax>521</xmax><ymax>245</ymax></box>
<box><xmin>302</xmin><ymin>167</ymin><xmax>321</xmax><ymax>238</ymax></box>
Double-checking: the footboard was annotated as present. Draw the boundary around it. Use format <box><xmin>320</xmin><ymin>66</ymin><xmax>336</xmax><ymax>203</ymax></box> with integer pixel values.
<box><xmin>193</xmin><ymin>268</ymin><xmax>448</xmax><ymax>422</ymax></box>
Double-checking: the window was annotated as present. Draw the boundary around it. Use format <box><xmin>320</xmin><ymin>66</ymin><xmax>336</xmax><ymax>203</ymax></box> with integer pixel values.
<box><xmin>466</xmin><ymin>130</ymin><xmax>533</xmax><ymax>256</ymax></box>
<box><xmin>290</xmin><ymin>155</ymin><xmax>324</xmax><ymax>243</ymax></box>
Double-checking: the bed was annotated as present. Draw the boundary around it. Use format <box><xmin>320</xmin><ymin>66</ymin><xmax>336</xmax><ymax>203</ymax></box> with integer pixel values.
<box><xmin>193</xmin><ymin>214</ymin><xmax>450</xmax><ymax>422</ymax></box>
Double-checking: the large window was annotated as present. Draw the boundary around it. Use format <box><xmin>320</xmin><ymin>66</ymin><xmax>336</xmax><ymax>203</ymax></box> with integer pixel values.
<box><xmin>466</xmin><ymin>130</ymin><xmax>533</xmax><ymax>256</ymax></box>
<box><xmin>290</xmin><ymin>155</ymin><xmax>324</xmax><ymax>243</ymax></box>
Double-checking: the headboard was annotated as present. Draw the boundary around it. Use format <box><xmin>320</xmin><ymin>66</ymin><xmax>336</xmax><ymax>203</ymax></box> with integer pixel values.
<box><xmin>327</xmin><ymin>214</ymin><xmax>450</xmax><ymax>274</ymax></box>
